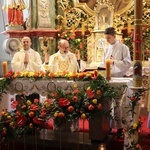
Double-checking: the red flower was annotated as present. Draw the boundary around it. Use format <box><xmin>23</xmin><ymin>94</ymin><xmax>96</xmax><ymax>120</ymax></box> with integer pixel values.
<box><xmin>17</xmin><ymin>115</ymin><xmax>27</xmax><ymax>127</ymax></box>
<box><xmin>4</xmin><ymin>70</ymin><xmax>14</xmax><ymax>78</ymax></box>
<box><xmin>34</xmin><ymin>99</ymin><xmax>39</xmax><ymax>103</ymax></box>
<box><xmin>30</xmin><ymin>104</ymin><xmax>39</xmax><ymax>111</ymax></box>
<box><xmin>97</xmin><ymin>103</ymin><xmax>102</xmax><ymax>110</ymax></box>
<box><xmin>130</xmin><ymin>97</ymin><xmax>136</xmax><ymax>101</ymax></box>
<box><xmin>90</xmin><ymin>70</ymin><xmax>98</xmax><ymax>79</ymax></box>
<box><xmin>58</xmin><ymin>98</ymin><xmax>70</xmax><ymax>107</ymax></box>
<box><xmin>11</xmin><ymin>101</ymin><xmax>18</xmax><ymax>109</ymax></box>
<box><xmin>33</xmin><ymin>117</ymin><xmax>45</xmax><ymax>125</ymax></box>
<box><xmin>86</xmin><ymin>89</ymin><xmax>95</xmax><ymax>99</ymax></box>
<box><xmin>88</xmin><ymin>104</ymin><xmax>94</xmax><ymax>110</ymax></box>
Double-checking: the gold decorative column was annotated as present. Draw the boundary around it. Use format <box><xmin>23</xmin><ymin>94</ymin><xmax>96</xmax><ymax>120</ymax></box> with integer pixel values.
<box><xmin>133</xmin><ymin>0</ymin><xmax>143</xmax><ymax>87</ymax></box>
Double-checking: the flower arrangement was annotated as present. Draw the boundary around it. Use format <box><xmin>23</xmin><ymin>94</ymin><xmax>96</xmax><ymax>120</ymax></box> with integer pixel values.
<box><xmin>0</xmin><ymin>70</ymin><xmax>120</xmax><ymax>140</ymax></box>
<box><xmin>0</xmin><ymin>97</ymin><xmax>47</xmax><ymax>142</ymax></box>
<box><xmin>45</xmin><ymin>71</ymin><xmax>118</xmax><ymax>127</ymax></box>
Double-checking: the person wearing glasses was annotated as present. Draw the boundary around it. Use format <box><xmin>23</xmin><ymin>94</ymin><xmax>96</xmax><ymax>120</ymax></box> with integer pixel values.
<box><xmin>45</xmin><ymin>39</ymin><xmax>78</xmax><ymax>73</ymax></box>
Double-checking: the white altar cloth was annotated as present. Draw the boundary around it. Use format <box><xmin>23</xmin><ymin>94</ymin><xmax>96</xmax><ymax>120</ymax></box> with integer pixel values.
<box><xmin>0</xmin><ymin>77</ymin><xmax>133</xmax><ymax>111</ymax></box>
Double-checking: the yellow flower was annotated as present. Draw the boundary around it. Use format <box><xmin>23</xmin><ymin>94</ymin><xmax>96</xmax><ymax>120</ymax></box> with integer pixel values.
<box><xmin>133</xmin><ymin>123</ymin><xmax>137</xmax><ymax>129</ymax></box>
<box><xmin>7</xmin><ymin>115</ymin><xmax>11</xmax><ymax>119</ymax></box>
<box><xmin>28</xmin><ymin>72</ymin><xmax>34</xmax><ymax>77</ymax></box>
<box><xmin>73</xmin><ymin>83</ymin><xmax>78</xmax><ymax>88</ymax></box>
<box><xmin>81</xmin><ymin>113</ymin><xmax>86</xmax><ymax>119</ymax></box>
<box><xmin>10</xmin><ymin>122</ymin><xmax>14</xmax><ymax>127</ymax></box>
<box><xmin>27</xmin><ymin>100</ymin><xmax>32</xmax><ymax>105</ymax></box>
<box><xmin>87</xmin><ymin>87</ymin><xmax>91</xmax><ymax>90</ymax></box>
<box><xmin>3</xmin><ymin>127</ymin><xmax>6</xmax><ymax>131</ymax></box>
<box><xmin>54</xmin><ymin>112</ymin><xmax>58</xmax><ymax>118</ymax></box>
<box><xmin>29</xmin><ymin>123</ymin><xmax>33</xmax><ymax>128</ymax></box>
<box><xmin>92</xmin><ymin>99</ymin><xmax>97</xmax><ymax>104</ymax></box>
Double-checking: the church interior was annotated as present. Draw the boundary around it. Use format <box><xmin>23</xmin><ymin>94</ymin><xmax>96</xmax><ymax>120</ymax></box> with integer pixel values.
<box><xmin>0</xmin><ymin>0</ymin><xmax>150</xmax><ymax>150</ymax></box>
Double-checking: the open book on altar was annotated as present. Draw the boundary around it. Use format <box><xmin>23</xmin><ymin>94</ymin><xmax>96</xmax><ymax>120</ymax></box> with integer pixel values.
<box><xmin>83</xmin><ymin>66</ymin><xmax>106</xmax><ymax>72</ymax></box>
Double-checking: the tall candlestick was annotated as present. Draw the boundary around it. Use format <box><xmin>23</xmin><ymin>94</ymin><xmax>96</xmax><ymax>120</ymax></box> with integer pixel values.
<box><xmin>81</xmin><ymin>23</ymin><xmax>85</xmax><ymax>36</ymax></box>
<box><xmin>2</xmin><ymin>61</ymin><xmax>8</xmax><ymax>76</ymax></box>
<box><xmin>105</xmin><ymin>59</ymin><xmax>111</xmax><ymax>81</ymax></box>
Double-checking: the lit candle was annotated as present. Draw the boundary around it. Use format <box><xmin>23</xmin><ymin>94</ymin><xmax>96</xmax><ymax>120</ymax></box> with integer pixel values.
<box><xmin>105</xmin><ymin>59</ymin><xmax>111</xmax><ymax>80</ymax></box>
<box><xmin>81</xmin><ymin>23</ymin><xmax>85</xmax><ymax>36</ymax></box>
<box><xmin>2</xmin><ymin>61</ymin><xmax>8</xmax><ymax>76</ymax></box>
<box><xmin>127</xmin><ymin>20</ymin><xmax>131</xmax><ymax>34</ymax></box>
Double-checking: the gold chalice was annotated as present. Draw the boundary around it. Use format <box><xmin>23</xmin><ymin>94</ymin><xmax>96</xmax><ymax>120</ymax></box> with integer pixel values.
<box><xmin>44</xmin><ymin>65</ymin><xmax>50</xmax><ymax>72</ymax></box>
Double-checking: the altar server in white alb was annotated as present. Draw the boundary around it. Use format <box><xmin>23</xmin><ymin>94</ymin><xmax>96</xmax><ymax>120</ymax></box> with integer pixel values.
<box><xmin>101</xmin><ymin>27</ymin><xmax>131</xmax><ymax>138</ymax></box>
<box><xmin>46</xmin><ymin>39</ymin><xmax>78</xmax><ymax>73</ymax></box>
<box><xmin>11</xmin><ymin>36</ymin><xmax>42</xmax><ymax>72</ymax></box>
<box><xmin>101</xmin><ymin>27</ymin><xmax>131</xmax><ymax>77</ymax></box>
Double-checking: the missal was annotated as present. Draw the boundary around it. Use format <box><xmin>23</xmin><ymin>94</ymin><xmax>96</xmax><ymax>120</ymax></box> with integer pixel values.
<box><xmin>83</xmin><ymin>66</ymin><xmax>106</xmax><ymax>72</ymax></box>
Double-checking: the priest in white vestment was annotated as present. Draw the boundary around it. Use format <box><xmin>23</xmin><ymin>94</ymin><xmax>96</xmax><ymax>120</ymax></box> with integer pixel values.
<box><xmin>45</xmin><ymin>39</ymin><xmax>78</xmax><ymax>73</ymax></box>
<box><xmin>11</xmin><ymin>36</ymin><xmax>42</xmax><ymax>72</ymax></box>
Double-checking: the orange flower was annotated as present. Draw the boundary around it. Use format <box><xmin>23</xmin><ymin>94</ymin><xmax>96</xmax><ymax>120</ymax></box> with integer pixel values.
<box><xmin>21</xmin><ymin>105</ymin><xmax>26</xmax><ymax>109</ymax></box>
<box><xmin>28</xmin><ymin>111</ymin><xmax>34</xmax><ymax>118</ymax></box>
<box><xmin>96</xmin><ymin>90</ymin><xmax>101</xmax><ymax>95</ymax></box>
<box><xmin>73</xmin><ymin>89</ymin><xmax>79</xmax><ymax>94</ymax></box>
<box><xmin>67</xmin><ymin>106</ymin><xmax>74</xmax><ymax>112</ymax></box>
<box><xmin>58</xmin><ymin>112</ymin><xmax>65</xmax><ymax>118</ymax></box>
<box><xmin>72</xmin><ymin>96</ymin><xmax>78</xmax><ymax>102</ymax></box>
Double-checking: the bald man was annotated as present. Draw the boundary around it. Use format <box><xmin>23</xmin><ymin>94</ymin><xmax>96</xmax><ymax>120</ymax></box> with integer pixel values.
<box><xmin>11</xmin><ymin>36</ymin><xmax>42</xmax><ymax>72</ymax></box>
<box><xmin>47</xmin><ymin>39</ymin><xmax>78</xmax><ymax>73</ymax></box>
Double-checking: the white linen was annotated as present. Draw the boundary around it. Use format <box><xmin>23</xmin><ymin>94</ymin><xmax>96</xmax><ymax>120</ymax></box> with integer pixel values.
<box><xmin>109</xmin><ymin>78</ymin><xmax>133</xmax><ymax>128</ymax></box>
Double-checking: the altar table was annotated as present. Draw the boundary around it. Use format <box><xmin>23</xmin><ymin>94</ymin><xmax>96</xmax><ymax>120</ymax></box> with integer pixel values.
<box><xmin>0</xmin><ymin>77</ymin><xmax>133</xmax><ymax>112</ymax></box>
